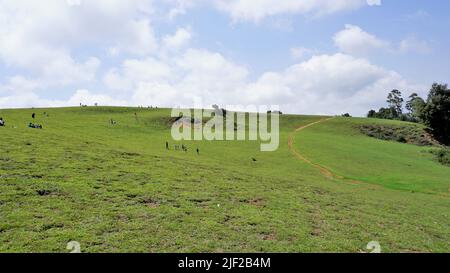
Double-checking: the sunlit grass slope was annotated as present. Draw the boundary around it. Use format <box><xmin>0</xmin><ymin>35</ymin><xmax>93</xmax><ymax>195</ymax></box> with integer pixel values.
<box><xmin>0</xmin><ymin>107</ymin><xmax>448</xmax><ymax>253</ymax></box>
<box><xmin>295</xmin><ymin>117</ymin><xmax>450</xmax><ymax>194</ymax></box>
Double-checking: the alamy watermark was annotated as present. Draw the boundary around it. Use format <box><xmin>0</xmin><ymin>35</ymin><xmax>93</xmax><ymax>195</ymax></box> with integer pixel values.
<box><xmin>170</xmin><ymin>102</ymin><xmax>280</xmax><ymax>152</ymax></box>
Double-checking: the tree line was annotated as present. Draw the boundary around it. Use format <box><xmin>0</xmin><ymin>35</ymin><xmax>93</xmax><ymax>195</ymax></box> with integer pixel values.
<box><xmin>368</xmin><ymin>83</ymin><xmax>450</xmax><ymax>145</ymax></box>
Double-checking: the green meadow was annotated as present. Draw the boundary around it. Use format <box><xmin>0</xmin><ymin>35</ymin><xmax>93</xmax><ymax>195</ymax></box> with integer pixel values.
<box><xmin>0</xmin><ymin>107</ymin><xmax>449</xmax><ymax>253</ymax></box>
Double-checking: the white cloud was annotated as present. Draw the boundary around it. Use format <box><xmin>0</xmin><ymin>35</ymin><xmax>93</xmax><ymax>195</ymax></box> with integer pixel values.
<box><xmin>334</xmin><ymin>24</ymin><xmax>390</xmax><ymax>55</ymax></box>
<box><xmin>104</xmin><ymin>48</ymin><xmax>248</xmax><ymax>107</ymax></box>
<box><xmin>68</xmin><ymin>89</ymin><xmax>128</xmax><ymax>106</ymax></box>
<box><xmin>132</xmin><ymin>82</ymin><xmax>180</xmax><ymax>107</ymax></box>
<box><xmin>334</xmin><ymin>25</ymin><xmax>432</xmax><ymax>56</ymax></box>
<box><xmin>0</xmin><ymin>89</ymin><xmax>127</xmax><ymax>109</ymax></box>
<box><xmin>104</xmin><ymin>57</ymin><xmax>173</xmax><ymax>92</ymax></box>
<box><xmin>366</xmin><ymin>0</ymin><xmax>381</xmax><ymax>6</ymax></box>
<box><xmin>1</xmin><ymin>50</ymin><xmax>418</xmax><ymax>116</ymax></box>
<box><xmin>163</xmin><ymin>0</ymin><xmax>199</xmax><ymax>20</ymax></box>
<box><xmin>399</xmin><ymin>36</ymin><xmax>431</xmax><ymax>54</ymax></box>
<box><xmin>162</xmin><ymin>27</ymin><xmax>193</xmax><ymax>51</ymax></box>
<box><xmin>0</xmin><ymin>0</ymin><xmax>425</xmax><ymax>117</ymax></box>
<box><xmin>42</xmin><ymin>56</ymin><xmax>101</xmax><ymax>86</ymax></box>
<box><xmin>0</xmin><ymin>56</ymin><xmax>100</xmax><ymax>100</ymax></box>
<box><xmin>0</xmin><ymin>92</ymin><xmax>58</xmax><ymax>109</ymax></box>
<box><xmin>0</xmin><ymin>0</ymin><xmax>157</xmax><ymax>77</ymax></box>
<box><xmin>176</xmin><ymin>49</ymin><xmax>248</xmax><ymax>81</ymax></box>
<box><xmin>113</xmin><ymin>19</ymin><xmax>158</xmax><ymax>56</ymax></box>
<box><xmin>0</xmin><ymin>76</ymin><xmax>41</xmax><ymax>96</ymax></box>
<box><xmin>401</xmin><ymin>10</ymin><xmax>430</xmax><ymax>21</ymax></box>
<box><xmin>100</xmin><ymin>51</ymin><xmax>417</xmax><ymax>116</ymax></box>
<box><xmin>213</xmin><ymin>0</ymin><xmax>376</xmax><ymax>22</ymax></box>
<box><xmin>290</xmin><ymin>47</ymin><xmax>316</xmax><ymax>60</ymax></box>
<box><xmin>174</xmin><ymin>49</ymin><xmax>249</xmax><ymax>106</ymax></box>
<box><xmin>236</xmin><ymin>53</ymin><xmax>415</xmax><ymax>115</ymax></box>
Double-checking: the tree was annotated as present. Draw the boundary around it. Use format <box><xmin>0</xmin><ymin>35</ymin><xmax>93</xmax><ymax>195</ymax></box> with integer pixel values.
<box><xmin>406</xmin><ymin>93</ymin><xmax>426</xmax><ymax>121</ymax></box>
<box><xmin>387</xmin><ymin>89</ymin><xmax>404</xmax><ymax>118</ymax></box>
<box><xmin>367</xmin><ymin>110</ymin><xmax>377</xmax><ymax>118</ymax></box>
<box><xmin>367</xmin><ymin>107</ymin><xmax>398</xmax><ymax>119</ymax></box>
<box><xmin>406</xmin><ymin>93</ymin><xmax>418</xmax><ymax>113</ymax></box>
<box><xmin>377</xmin><ymin>107</ymin><xmax>397</xmax><ymax>120</ymax></box>
<box><xmin>366</xmin><ymin>83</ymin><xmax>449</xmax><ymax>145</ymax></box>
<box><xmin>420</xmin><ymin>83</ymin><xmax>450</xmax><ymax>145</ymax></box>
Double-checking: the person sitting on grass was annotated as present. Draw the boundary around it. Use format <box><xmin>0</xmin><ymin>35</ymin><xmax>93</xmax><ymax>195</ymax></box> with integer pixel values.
<box><xmin>0</xmin><ymin>117</ymin><xmax>5</xmax><ymax>127</ymax></box>
<box><xmin>28</xmin><ymin>122</ymin><xmax>43</xmax><ymax>129</ymax></box>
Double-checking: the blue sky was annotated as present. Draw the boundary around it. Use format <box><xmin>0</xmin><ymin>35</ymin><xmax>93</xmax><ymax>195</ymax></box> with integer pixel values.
<box><xmin>0</xmin><ymin>0</ymin><xmax>449</xmax><ymax>116</ymax></box>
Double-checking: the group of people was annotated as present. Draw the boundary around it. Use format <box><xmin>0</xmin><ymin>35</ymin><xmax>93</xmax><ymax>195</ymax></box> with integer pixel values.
<box><xmin>28</xmin><ymin>122</ymin><xmax>43</xmax><ymax>129</ymax></box>
<box><xmin>0</xmin><ymin>113</ymin><xmax>39</xmax><ymax>128</ymax></box>
<box><xmin>28</xmin><ymin>113</ymin><xmax>43</xmax><ymax>129</ymax></box>
<box><xmin>166</xmin><ymin>141</ymin><xmax>200</xmax><ymax>155</ymax></box>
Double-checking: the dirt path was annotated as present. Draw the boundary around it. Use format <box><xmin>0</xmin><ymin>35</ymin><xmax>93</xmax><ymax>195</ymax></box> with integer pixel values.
<box><xmin>288</xmin><ymin>118</ymin><xmax>368</xmax><ymax>186</ymax></box>
<box><xmin>288</xmin><ymin>118</ymin><xmax>450</xmax><ymax>197</ymax></box>
<box><xmin>287</xmin><ymin>118</ymin><xmax>342</xmax><ymax>179</ymax></box>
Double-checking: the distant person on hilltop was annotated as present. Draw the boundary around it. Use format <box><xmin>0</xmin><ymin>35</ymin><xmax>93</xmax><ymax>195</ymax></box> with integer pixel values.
<box><xmin>0</xmin><ymin>117</ymin><xmax>5</xmax><ymax>127</ymax></box>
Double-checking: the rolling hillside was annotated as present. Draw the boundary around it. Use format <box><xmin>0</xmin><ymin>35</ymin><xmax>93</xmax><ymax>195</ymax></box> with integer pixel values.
<box><xmin>0</xmin><ymin>107</ymin><xmax>448</xmax><ymax>253</ymax></box>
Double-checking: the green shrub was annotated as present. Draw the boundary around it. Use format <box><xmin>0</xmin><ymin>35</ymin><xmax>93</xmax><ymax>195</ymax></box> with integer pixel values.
<box><xmin>432</xmin><ymin>149</ymin><xmax>450</xmax><ymax>166</ymax></box>
<box><xmin>360</xmin><ymin>124</ymin><xmax>440</xmax><ymax>146</ymax></box>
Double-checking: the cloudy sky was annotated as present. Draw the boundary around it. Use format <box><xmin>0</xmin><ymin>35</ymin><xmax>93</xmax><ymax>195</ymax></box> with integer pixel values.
<box><xmin>0</xmin><ymin>0</ymin><xmax>449</xmax><ymax>116</ymax></box>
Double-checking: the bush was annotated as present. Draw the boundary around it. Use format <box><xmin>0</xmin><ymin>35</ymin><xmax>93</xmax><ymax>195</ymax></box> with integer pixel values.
<box><xmin>431</xmin><ymin>149</ymin><xmax>450</xmax><ymax>166</ymax></box>
<box><xmin>396</xmin><ymin>135</ymin><xmax>407</xmax><ymax>143</ymax></box>
<box><xmin>360</xmin><ymin>124</ymin><xmax>440</xmax><ymax>146</ymax></box>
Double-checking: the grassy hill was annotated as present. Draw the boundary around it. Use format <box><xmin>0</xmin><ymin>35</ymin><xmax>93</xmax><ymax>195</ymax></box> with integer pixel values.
<box><xmin>0</xmin><ymin>107</ymin><xmax>448</xmax><ymax>253</ymax></box>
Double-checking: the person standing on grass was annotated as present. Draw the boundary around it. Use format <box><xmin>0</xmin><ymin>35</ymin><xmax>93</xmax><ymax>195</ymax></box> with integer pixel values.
<box><xmin>32</xmin><ymin>113</ymin><xmax>35</xmax><ymax>119</ymax></box>
<box><xmin>166</xmin><ymin>141</ymin><xmax>169</xmax><ymax>150</ymax></box>
<box><xmin>196</xmin><ymin>148</ymin><xmax>200</xmax><ymax>155</ymax></box>
<box><xmin>0</xmin><ymin>117</ymin><xmax>5</xmax><ymax>127</ymax></box>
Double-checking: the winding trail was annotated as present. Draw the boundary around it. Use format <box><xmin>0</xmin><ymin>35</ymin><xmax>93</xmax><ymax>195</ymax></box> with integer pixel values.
<box><xmin>288</xmin><ymin>118</ymin><xmax>450</xmax><ymax>197</ymax></box>
<box><xmin>287</xmin><ymin>117</ymin><xmax>364</xmax><ymax>185</ymax></box>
